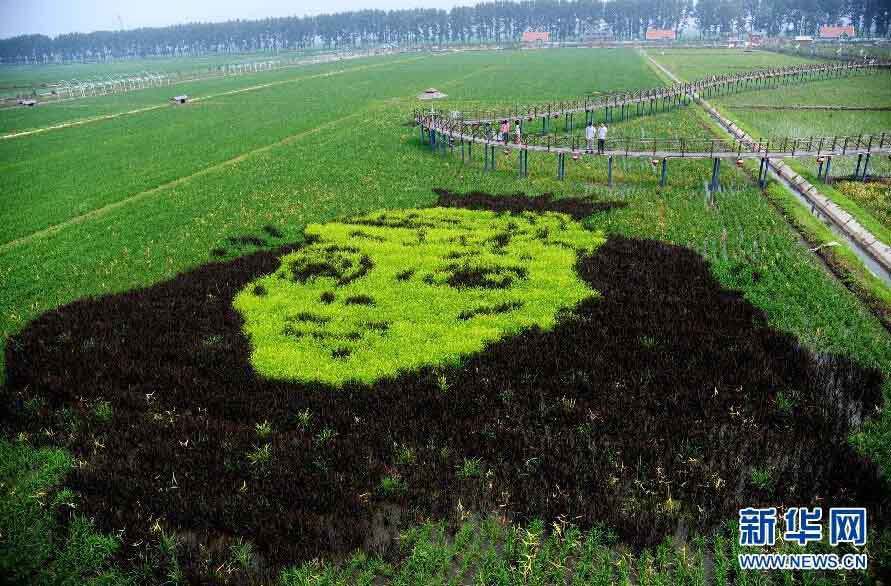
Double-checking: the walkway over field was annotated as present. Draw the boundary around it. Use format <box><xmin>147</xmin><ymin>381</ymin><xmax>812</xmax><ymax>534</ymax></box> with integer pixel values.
<box><xmin>423</xmin><ymin>60</ymin><xmax>890</xmax><ymax>126</ymax></box>
<box><xmin>417</xmin><ymin>116</ymin><xmax>891</xmax><ymax>161</ymax></box>
<box><xmin>415</xmin><ymin>60</ymin><xmax>891</xmax><ymax>184</ymax></box>
<box><xmin>415</xmin><ymin>56</ymin><xmax>891</xmax><ymax>276</ymax></box>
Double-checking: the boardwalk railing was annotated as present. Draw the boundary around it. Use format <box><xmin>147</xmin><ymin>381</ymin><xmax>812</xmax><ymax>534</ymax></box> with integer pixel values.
<box><xmin>416</xmin><ymin>60</ymin><xmax>891</xmax><ymax>127</ymax></box>
<box><xmin>418</xmin><ymin>113</ymin><xmax>890</xmax><ymax>160</ymax></box>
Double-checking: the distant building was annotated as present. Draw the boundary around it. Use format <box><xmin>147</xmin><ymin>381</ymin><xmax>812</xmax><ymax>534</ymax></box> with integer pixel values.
<box><xmin>521</xmin><ymin>31</ymin><xmax>550</xmax><ymax>45</ymax></box>
<box><xmin>819</xmin><ymin>25</ymin><xmax>855</xmax><ymax>39</ymax></box>
<box><xmin>794</xmin><ymin>35</ymin><xmax>814</xmax><ymax>44</ymax></box>
<box><xmin>645</xmin><ymin>29</ymin><xmax>676</xmax><ymax>41</ymax></box>
<box><xmin>748</xmin><ymin>33</ymin><xmax>764</xmax><ymax>47</ymax></box>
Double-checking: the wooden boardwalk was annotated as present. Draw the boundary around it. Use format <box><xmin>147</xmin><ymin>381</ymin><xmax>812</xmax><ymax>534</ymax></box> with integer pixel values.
<box><xmin>419</xmin><ymin>120</ymin><xmax>891</xmax><ymax>161</ymax></box>
<box><xmin>418</xmin><ymin>60</ymin><xmax>890</xmax><ymax>127</ymax></box>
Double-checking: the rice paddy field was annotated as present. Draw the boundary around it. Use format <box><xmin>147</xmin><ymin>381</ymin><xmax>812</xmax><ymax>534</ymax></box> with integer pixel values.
<box><xmin>649</xmin><ymin>48</ymin><xmax>891</xmax><ymax>241</ymax></box>
<box><xmin>1</xmin><ymin>47</ymin><xmax>890</xmax><ymax>585</ymax></box>
<box><xmin>0</xmin><ymin>49</ymin><xmax>333</xmax><ymax>99</ymax></box>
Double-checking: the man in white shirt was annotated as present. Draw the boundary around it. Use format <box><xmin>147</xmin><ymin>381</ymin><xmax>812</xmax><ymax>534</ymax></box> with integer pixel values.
<box><xmin>597</xmin><ymin>123</ymin><xmax>608</xmax><ymax>155</ymax></box>
<box><xmin>585</xmin><ymin>122</ymin><xmax>595</xmax><ymax>154</ymax></box>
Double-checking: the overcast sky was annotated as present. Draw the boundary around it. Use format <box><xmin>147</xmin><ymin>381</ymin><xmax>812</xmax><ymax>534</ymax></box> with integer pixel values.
<box><xmin>0</xmin><ymin>0</ymin><xmax>477</xmax><ymax>39</ymax></box>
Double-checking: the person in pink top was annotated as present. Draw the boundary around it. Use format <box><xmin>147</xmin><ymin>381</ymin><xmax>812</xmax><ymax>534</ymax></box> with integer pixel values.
<box><xmin>500</xmin><ymin>120</ymin><xmax>510</xmax><ymax>143</ymax></box>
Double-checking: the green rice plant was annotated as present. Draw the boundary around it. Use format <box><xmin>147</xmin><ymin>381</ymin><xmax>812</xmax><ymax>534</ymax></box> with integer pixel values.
<box><xmin>247</xmin><ymin>443</ymin><xmax>271</xmax><ymax>468</ymax></box>
<box><xmin>835</xmin><ymin>181</ymin><xmax>891</xmax><ymax>232</ymax></box>
<box><xmin>395</xmin><ymin>443</ymin><xmax>416</xmax><ymax>467</ymax></box>
<box><xmin>457</xmin><ymin>457</ymin><xmax>485</xmax><ymax>480</ymax></box>
<box><xmin>202</xmin><ymin>334</ymin><xmax>223</xmax><ymax>348</ymax></box>
<box><xmin>314</xmin><ymin>426</ymin><xmax>337</xmax><ymax>447</ymax></box>
<box><xmin>651</xmin><ymin>48</ymin><xmax>814</xmax><ymax>82</ymax></box>
<box><xmin>93</xmin><ymin>399</ymin><xmax>113</xmax><ymax>424</ymax></box>
<box><xmin>712</xmin><ymin>533</ymin><xmax>731</xmax><ymax>586</ymax></box>
<box><xmin>23</xmin><ymin>395</ymin><xmax>44</xmax><ymax>416</ymax></box>
<box><xmin>255</xmin><ymin>419</ymin><xmax>273</xmax><ymax>440</ymax></box>
<box><xmin>561</xmin><ymin>395</ymin><xmax>577</xmax><ymax>414</ymax></box>
<box><xmin>775</xmin><ymin>391</ymin><xmax>795</xmax><ymax>416</ymax></box>
<box><xmin>750</xmin><ymin>468</ymin><xmax>775</xmax><ymax>493</ymax></box>
<box><xmin>0</xmin><ymin>439</ymin><xmax>126</xmax><ymax>582</ymax></box>
<box><xmin>50</xmin><ymin>487</ymin><xmax>77</xmax><ymax>514</ymax></box>
<box><xmin>157</xmin><ymin>528</ymin><xmax>184</xmax><ymax>585</ymax></box>
<box><xmin>294</xmin><ymin>408</ymin><xmax>313</xmax><ymax>431</ymax></box>
<box><xmin>378</xmin><ymin>475</ymin><xmax>407</xmax><ymax>497</ymax></box>
<box><xmin>234</xmin><ymin>207</ymin><xmax>603</xmax><ymax>385</ymax></box>
<box><xmin>436</xmin><ymin>372</ymin><xmax>449</xmax><ymax>393</ymax></box>
<box><xmin>56</xmin><ymin>406</ymin><xmax>82</xmax><ymax>434</ymax></box>
<box><xmin>229</xmin><ymin>537</ymin><xmax>256</xmax><ymax>572</ymax></box>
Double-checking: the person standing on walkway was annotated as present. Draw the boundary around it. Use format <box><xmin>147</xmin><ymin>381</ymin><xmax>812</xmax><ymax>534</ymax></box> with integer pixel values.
<box><xmin>597</xmin><ymin>123</ymin><xmax>607</xmax><ymax>155</ymax></box>
<box><xmin>500</xmin><ymin>120</ymin><xmax>510</xmax><ymax>144</ymax></box>
<box><xmin>585</xmin><ymin>122</ymin><xmax>595</xmax><ymax>154</ymax></box>
<box><xmin>514</xmin><ymin>120</ymin><xmax>522</xmax><ymax>145</ymax></box>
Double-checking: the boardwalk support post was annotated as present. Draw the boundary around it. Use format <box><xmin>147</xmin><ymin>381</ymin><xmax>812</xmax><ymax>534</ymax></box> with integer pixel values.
<box><xmin>660</xmin><ymin>158</ymin><xmax>668</xmax><ymax>188</ymax></box>
<box><xmin>710</xmin><ymin>158</ymin><xmax>721</xmax><ymax>192</ymax></box>
<box><xmin>854</xmin><ymin>153</ymin><xmax>863</xmax><ymax>179</ymax></box>
<box><xmin>823</xmin><ymin>157</ymin><xmax>831</xmax><ymax>182</ymax></box>
<box><xmin>861</xmin><ymin>153</ymin><xmax>870</xmax><ymax>181</ymax></box>
<box><xmin>758</xmin><ymin>158</ymin><xmax>768</xmax><ymax>188</ymax></box>
<box><xmin>607</xmin><ymin>155</ymin><xmax>613</xmax><ymax>188</ymax></box>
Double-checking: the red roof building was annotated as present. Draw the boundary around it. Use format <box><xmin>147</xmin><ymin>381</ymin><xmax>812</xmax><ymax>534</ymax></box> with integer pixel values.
<box><xmin>522</xmin><ymin>31</ymin><xmax>550</xmax><ymax>43</ymax></box>
<box><xmin>819</xmin><ymin>25</ymin><xmax>855</xmax><ymax>39</ymax></box>
<box><xmin>645</xmin><ymin>29</ymin><xmax>676</xmax><ymax>41</ymax></box>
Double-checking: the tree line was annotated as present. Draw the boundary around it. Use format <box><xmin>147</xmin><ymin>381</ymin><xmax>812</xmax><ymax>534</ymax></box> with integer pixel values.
<box><xmin>2</xmin><ymin>0</ymin><xmax>889</xmax><ymax>64</ymax></box>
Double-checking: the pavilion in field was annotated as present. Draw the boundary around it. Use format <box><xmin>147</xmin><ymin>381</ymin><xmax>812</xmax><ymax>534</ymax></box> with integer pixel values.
<box><xmin>418</xmin><ymin>88</ymin><xmax>447</xmax><ymax>100</ymax></box>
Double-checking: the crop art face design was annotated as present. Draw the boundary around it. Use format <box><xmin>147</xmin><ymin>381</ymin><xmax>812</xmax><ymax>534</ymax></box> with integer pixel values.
<box><xmin>235</xmin><ymin>207</ymin><xmax>604</xmax><ymax>385</ymax></box>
